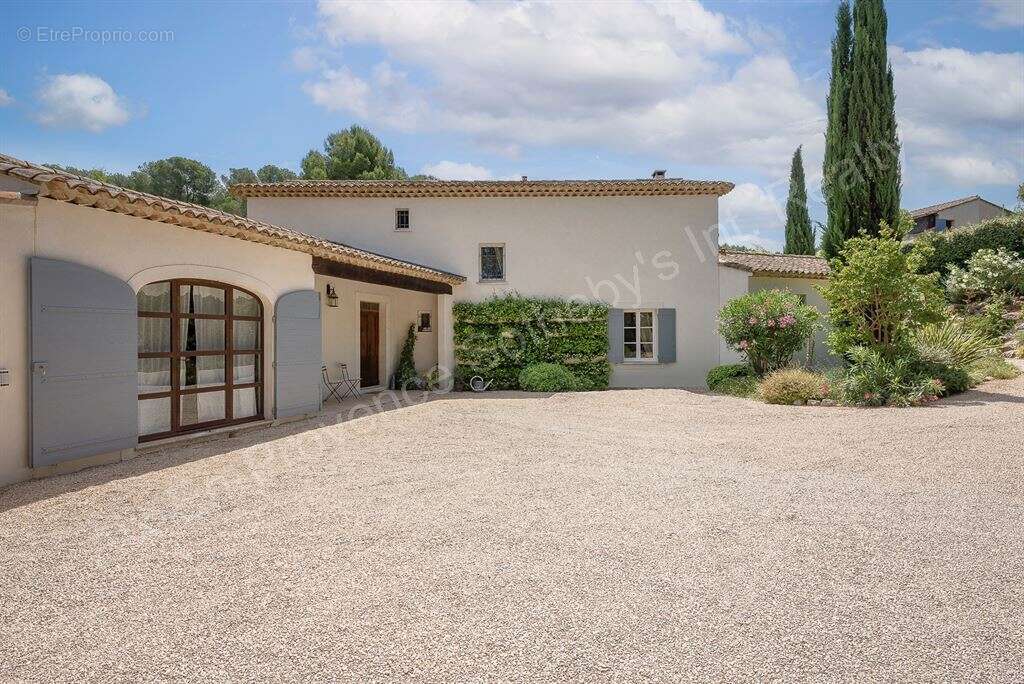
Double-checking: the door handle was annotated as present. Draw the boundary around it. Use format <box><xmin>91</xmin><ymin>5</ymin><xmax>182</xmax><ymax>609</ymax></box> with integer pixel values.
<box><xmin>32</xmin><ymin>361</ymin><xmax>48</xmax><ymax>378</ymax></box>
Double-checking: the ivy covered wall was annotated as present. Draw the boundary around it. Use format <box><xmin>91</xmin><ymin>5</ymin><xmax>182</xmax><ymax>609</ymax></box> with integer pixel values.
<box><xmin>453</xmin><ymin>295</ymin><xmax>610</xmax><ymax>390</ymax></box>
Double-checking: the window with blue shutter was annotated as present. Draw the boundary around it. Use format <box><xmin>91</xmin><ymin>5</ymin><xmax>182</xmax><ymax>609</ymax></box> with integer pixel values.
<box><xmin>609</xmin><ymin>307</ymin><xmax>676</xmax><ymax>364</ymax></box>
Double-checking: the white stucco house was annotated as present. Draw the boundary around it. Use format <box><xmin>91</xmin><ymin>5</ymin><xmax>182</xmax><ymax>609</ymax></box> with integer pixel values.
<box><xmin>907</xmin><ymin>195</ymin><xmax>1011</xmax><ymax>236</ymax></box>
<box><xmin>0</xmin><ymin>153</ymin><xmax>828</xmax><ymax>486</ymax></box>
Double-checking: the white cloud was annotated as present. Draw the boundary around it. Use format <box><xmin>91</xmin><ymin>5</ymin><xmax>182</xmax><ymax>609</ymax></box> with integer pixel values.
<box><xmin>892</xmin><ymin>46</ymin><xmax>1023</xmax><ymax>189</ymax></box>
<box><xmin>891</xmin><ymin>47</ymin><xmax>1023</xmax><ymax>129</ymax></box>
<box><xmin>919</xmin><ymin>154</ymin><xmax>1018</xmax><ymax>186</ymax></box>
<box><xmin>303</xmin><ymin>0</ymin><xmax>822</xmax><ymax>172</ymax></box>
<box><xmin>979</xmin><ymin>0</ymin><xmax>1024</xmax><ymax>28</ymax></box>
<box><xmin>291</xmin><ymin>46</ymin><xmax>323</xmax><ymax>71</ymax></box>
<box><xmin>718</xmin><ymin>181</ymin><xmax>794</xmax><ymax>251</ymax></box>
<box><xmin>303</xmin><ymin>62</ymin><xmax>428</xmax><ymax>132</ymax></box>
<box><xmin>35</xmin><ymin>74</ymin><xmax>131</xmax><ymax>132</ymax></box>
<box><xmin>303</xmin><ymin>66</ymin><xmax>370</xmax><ymax>116</ymax></box>
<box><xmin>0</xmin><ymin>89</ymin><xmax>12</xmax><ymax>106</ymax></box>
<box><xmin>421</xmin><ymin>160</ymin><xmax>493</xmax><ymax>180</ymax></box>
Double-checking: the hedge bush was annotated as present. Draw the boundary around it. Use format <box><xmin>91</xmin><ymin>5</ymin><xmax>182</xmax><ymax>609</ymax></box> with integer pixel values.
<box><xmin>706</xmin><ymin>363</ymin><xmax>752</xmax><ymax>390</ymax></box>
<box><xmin>915</xmin><ymin>213</ymin><xmax>1024</xmax><ymax>275</ymax></box>
<box><xmin>759</xmin><ymin>368</ymin><xmax>827</xmax><ymax>405</ymax></box>
<box><xmin>518</xmin><ymin>363</ymin><xmax>580</xmax><ymax>392</ymax></box>
<box><xmin>453</xmin><ymin>295</ymin><xmax>610</xmax><ymax>390</ymax></box>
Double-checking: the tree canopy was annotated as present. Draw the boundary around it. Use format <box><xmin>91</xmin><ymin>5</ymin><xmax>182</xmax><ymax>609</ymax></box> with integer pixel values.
<box><xmin>301</xmin><ymin>125</ymin><xmax>408</xmax><ymax>180</ymax></box>
<box><xmin>784</xmin><ymin>146</ymin><xmax>815</xmax><ymax>255</ymax></box>
<box><xmin>821</xmin><ymin>0</ymin><xmax>901</xmax><ymax>259</ymax></box>
<box><xmin>48</xmin><ymin>124</ymin><xmax>426</xmax><ymax>216</ymax></box>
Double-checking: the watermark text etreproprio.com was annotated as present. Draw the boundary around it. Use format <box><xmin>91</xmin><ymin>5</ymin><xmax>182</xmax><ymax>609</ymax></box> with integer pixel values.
<box><xmin>17</xmin><ymin>26</ymin><xmax>174</xmax><ymax>44</ymax></box>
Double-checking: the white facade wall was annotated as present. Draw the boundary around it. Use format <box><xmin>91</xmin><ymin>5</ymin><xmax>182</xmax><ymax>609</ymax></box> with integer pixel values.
<box><xmin>717</xmin><ymin>265</ymin><xmax>750</xmax><ymax>364</ymax></box>
<box><xmin>936</xmin><ymin>199</ymin><xmax>1010</xmax><ymax>228</ymax></box>
<box><xmin>317</xmin><ymin>274</ymin><xmax>438</xmax><ymax>390</ymax></box>
<box><xmin>0</xmin><ymin>197</ymin><xmax>313</xmax><ymax>486</ymax></box>
<box><xmin>249</xmin><ymin>195</ymin><xmax>722</xmax><ymax>388</ymax></box>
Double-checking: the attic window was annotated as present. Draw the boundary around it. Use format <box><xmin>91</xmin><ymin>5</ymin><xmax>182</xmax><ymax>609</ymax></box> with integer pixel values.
<box><xmin>395</xmin><ymin>209</ymin><xmax>410</xmax><ymax>231</ymax></box>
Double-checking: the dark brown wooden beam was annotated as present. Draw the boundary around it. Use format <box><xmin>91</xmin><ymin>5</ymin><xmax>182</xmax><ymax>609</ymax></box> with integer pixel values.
<box><xmin>312</xmin><ymin>257</ymin><xmax>453</xmax><ymax>295</ymax></box>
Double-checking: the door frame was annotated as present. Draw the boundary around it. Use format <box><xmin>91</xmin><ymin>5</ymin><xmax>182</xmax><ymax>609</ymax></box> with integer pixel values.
<box><xmin>354</xmin><ymin>292</ymin><xmax>390</xmax><ymax>392</ymax></box>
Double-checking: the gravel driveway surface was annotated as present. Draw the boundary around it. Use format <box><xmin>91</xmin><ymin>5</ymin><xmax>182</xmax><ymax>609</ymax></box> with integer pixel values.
<box><xmin>2</xmin><ymin>371</ymin><xmax>1023</xmax><ymax>682</ymax></box>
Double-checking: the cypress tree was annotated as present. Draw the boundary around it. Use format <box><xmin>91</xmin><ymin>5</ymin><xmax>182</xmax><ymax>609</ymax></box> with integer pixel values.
<box><xmin>844</xmin><ymin>0</ymin><xmax>901</xmax><ymax>241</ymax></box>
<box><xmin>784</xmin><ymin>146</ymin><xmax>815</xmax><ymax>254</ymax></box>
<box><xmin>821</xmin><ymin>0</ymin><xmax>853</xmax><ymax>259</ymax></box>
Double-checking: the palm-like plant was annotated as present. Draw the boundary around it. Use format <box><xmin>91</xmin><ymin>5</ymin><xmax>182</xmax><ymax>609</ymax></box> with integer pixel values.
<box><xmin>913</xmin><ymin>320</ymin><xmax>995</xmax><ymax>368</ymax></box>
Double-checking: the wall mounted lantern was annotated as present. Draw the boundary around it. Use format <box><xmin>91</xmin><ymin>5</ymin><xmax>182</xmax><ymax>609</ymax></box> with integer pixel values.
<box><xmin>325</xmin><ymin>283</ymin><xmax>339</xmax><ymax>308</ymax></box>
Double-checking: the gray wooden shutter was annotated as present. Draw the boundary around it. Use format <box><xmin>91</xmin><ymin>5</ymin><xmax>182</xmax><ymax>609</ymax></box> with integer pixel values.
<box><xmin>275</xmin><ymin>290</ymin><xmax>322</xmax><ymax>419</ymax></box>
<box><xmin>657</xmin><ymin>308</ymin><xmax>676</xmax><ymax>363</ymax></box>
<box><xmin>608</xmin><ymin>308</ymin><xmax>624</xmax><ymax>363</ymax></box>
<box><xmin>31</xmin><ymin>257</ymin><xmax>137</xmax><ymax>467</ymax></box>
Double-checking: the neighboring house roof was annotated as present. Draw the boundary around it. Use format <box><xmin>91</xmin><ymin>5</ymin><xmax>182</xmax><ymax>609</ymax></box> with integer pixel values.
<box><xmin>718</xmin><ymin>250</ymin><xmax>830</xmax><ymax>279</ymax></box>
<box><xmin>231</xmin><ymin>177</ymin><xmax>735</xmax><ymax>199</ymax></box>
<box><xmin>908</xmin><ymin>195</ymin><xmax>1009</xmax><ymax>219</ymax></box>
<box><xmin>0</xmin><ymin>153</ymin><xmax>465</xmax><ymax>286</ymax></box>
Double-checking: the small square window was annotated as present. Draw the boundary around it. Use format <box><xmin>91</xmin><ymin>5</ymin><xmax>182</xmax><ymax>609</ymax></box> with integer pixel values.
<box><xmin>395</xmin><ymin>209</ymin><xmax>410</xmax><ymax>231</ymax></box>
<box><xmin>480</xmin><ymin>244</ymin><xmax>505</xmax><ymax>281</ymax></box>
<box><xmin>417</xmin><ymin>311</ymin><xmax>432</xmax><ymax>333</ymax></box>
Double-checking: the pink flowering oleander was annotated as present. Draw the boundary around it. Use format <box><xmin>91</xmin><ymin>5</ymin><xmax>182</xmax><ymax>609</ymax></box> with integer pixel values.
<box><xmin>748</xmin><ymin>316</ymin><xmax>758</xmax><ymax>325</ymax></box>
<box><xmin>738</xmin><ymin>340</ymin><xmax>749</xmax><ymax>349</ymax></box>
<box><xmin>779</xmin><ymin>314</ymin><xmax>796</xmax><ymax>328</ymax></box>
<box><xmin>765</xmin><ymin>319</ymin><xmax>775</xmax><ymax>327</ymax></box>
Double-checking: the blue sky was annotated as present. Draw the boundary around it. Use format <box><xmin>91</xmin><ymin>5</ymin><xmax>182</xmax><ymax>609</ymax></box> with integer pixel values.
<box><xmin>1</xmin><ymin>0</ymin><xmax>1021</xmax><ymax>250</ymax></box>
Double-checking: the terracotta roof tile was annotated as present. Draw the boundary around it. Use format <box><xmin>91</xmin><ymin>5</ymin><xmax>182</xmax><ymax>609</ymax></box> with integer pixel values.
<box><xmin>718</xmin><ymin>250</ymin><xmax>830</xmax><ymax>279</ymax></box>
<box><xmin>0</xmin><ymin>153</ymin><xmax>464</xmax><ymax>285</ymax></box>
<box><xmin>231</xmin><ymin>177</ymin><xmax>735</xmax><ymax>199</ymax></box>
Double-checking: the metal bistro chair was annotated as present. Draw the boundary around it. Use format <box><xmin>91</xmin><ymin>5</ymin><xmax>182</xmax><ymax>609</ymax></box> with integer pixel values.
<box><xmin>322</xmin><ymin>363</ymin><xmax>361</xmax><ymax>402</ymax></box>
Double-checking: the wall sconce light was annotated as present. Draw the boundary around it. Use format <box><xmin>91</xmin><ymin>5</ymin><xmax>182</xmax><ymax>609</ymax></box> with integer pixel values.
<box><xmin>325</xmin><ymin>283</ymin><xmax>339</xmax><ymax>308</ymax></box>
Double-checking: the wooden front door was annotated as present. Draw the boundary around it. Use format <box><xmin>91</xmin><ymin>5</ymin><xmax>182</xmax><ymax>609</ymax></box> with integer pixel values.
<box><xmin>360</xmin><ymin>302</ymin><xmax>380</xmax><ymax>387</ymax></box>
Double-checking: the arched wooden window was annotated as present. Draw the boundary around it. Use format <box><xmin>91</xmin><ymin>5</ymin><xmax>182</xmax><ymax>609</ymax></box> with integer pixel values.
<box><xmin>137</xmin><ymin>280</ymin><xmax>263</xmax><ymax>440</ymax></box>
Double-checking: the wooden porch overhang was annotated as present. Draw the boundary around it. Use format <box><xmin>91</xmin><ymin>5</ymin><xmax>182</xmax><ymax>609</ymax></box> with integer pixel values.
<box><xmin>312</xmin><ymin>257</ymin><xmax>455</xmax><ymax>295</ymax></box>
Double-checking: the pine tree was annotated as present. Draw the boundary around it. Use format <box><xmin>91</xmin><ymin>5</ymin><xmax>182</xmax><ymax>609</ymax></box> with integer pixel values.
<box><xmin>821</xmin><ymin>0</ymin><xmax>853</xmax><ymax>259</ymax></box>
<box><xmin>844</xmin><ymin>0</ymin><xmax>901</xmax><ymax>242</ymax></box>
<box><xmin>784</xmin><ymin>146</ymin><xmax>815</xmax><ymax>254</ymax></box>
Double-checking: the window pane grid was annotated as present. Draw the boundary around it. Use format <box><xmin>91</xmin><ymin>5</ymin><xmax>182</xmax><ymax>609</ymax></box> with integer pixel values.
<box><xmin>137</xmin><ymin>279</ymin><xmax>263</xmax><ymax>440</ymax></box>
<box><xmin>480</xmin><ymin>245</ymin><xmax>505</xmax><ymax>280</ymax></box>
<box><xmin>622</xmin><ymin>310</ymin><xmax>655</xmax><ymax>361</ymax></box>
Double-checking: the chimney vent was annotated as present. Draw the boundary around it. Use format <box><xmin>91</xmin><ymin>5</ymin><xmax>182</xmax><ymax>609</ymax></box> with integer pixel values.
<box><xmin>651</xmin><ymin>169</ymin><xmax>667</xmax><ymax>179</ymax></box>
<box><xmin>521</xmin><ymin>175</ymin><xmax>528</xmax><ymax>182</ymax></box>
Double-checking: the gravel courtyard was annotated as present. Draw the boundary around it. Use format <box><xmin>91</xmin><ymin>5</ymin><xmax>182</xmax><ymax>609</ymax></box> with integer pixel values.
<box><xmin>2</xmin><ymin>371</ymin><xmax>1023</xmax><ymax>682</ymax></box>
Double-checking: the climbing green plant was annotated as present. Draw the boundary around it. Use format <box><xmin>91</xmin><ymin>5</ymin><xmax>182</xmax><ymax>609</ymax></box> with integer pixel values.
<box><xmin>453</xmin><ymin>295</ymin><xmax>610</xmax><ymax>390</ymax></box>
<box><xmin>394</xmin><ymin>324</ymin><xmax>418</xmax><ymax>389</ymax></box>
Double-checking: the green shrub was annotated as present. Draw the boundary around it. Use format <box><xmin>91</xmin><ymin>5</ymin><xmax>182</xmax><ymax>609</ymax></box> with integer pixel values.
<box><xmin>394</xmin><ymin>324</ymin><xmax>418</xmax><ymax>389</ymax></box>
<box><xmin>518</xmin><ymin>363</ymin><xmax>580</xmax><ymax>392</ymax></box>
<box><xmin>718</xmin><ymin>290</ymin><xmax>818</xmax><ymax>375</ymax></box>
<box><xmin>841</xmin><ymin>346</ymin><xmax>942</xmax><ymax>406</ymax></box>
<box><xmin>714</xmin><ymin>376</ymin><xmax>759</xmax><ymax>398</ymax></box>
<box><xmin>913</xmin><ymin>320</ymin><xmax>995</xmax><ymax>368</ymax></box>
<box><xmin>945</xmin><ymin>248</ymin><xmax>1024</xmax><ymax>302</ymax></box>
<box><xmin>758</xmin><ymin>368</ymin><xmax>828</xmax><ymax>405</ymax></box>
<box><xmin>969</xmin><ymin>355</ymin><xmax>1021</xmax><ymax>382</ymax></box>
<box><xmin>706</xmin><ymin>363</ymin><xmax>753</xmax><ymax>390</ymax></box>
<box><xmin>916</xmin><ymin>213</ymin><xmax>1024</xmax><ymax>275</ymax></box>
<box><xmin>454</xmin><ymin>295</ymin><xmax>610</xmax><ymax>390</ymax></box>
<box><xmin>960</xmin><ymin>293</ymin><xmax>1016</xmax><ymax>340</ymax></box>
<box><xmin>820</xmin><ymin>217</ymin><xmax>945</xmax><ymax>358</ymax></box>
<box><xmin>924</xmin><ymin>362</ymin><xmax>973</xmax><ymax>394</ymax></box>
